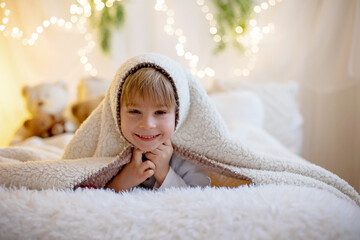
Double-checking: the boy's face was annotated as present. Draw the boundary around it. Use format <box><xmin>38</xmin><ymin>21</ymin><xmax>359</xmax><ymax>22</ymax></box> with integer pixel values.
<box><xmin>120</xmin><ymin>93</ymin><xmax>176</xmax><ymax>152</ymax></box>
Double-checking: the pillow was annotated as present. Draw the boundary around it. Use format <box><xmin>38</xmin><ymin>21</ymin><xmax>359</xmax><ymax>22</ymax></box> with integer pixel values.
<box><xmin>209</xmin><ymin>90</ymin><xmax>265</xmax><ymax>129</ymax></box>
<box><xmin>233</xmin><ymin>81</ymin><xmax>303</xmax><ymax>154</ymax></box>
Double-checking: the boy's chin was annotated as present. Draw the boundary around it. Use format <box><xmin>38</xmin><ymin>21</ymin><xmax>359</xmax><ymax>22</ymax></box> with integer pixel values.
<box><xmin>134</xmin><ymin>144</ymin><xmax>161</xmax><ymax>152</ymax></box>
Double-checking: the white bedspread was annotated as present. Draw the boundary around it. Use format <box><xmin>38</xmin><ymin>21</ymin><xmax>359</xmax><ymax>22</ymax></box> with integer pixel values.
<box><xmin>1</xmin><ymin>185</ymin><xmax>359</xmax><ymax>240</ymax></box>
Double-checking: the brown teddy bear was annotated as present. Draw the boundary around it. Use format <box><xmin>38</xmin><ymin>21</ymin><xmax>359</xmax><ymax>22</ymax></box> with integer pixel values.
<box><xmin>24</xmin><ymin>113</ymin><xmax>67</xmax><ymax>138</ymax></box>
<box><xmin>71</xmin><ymin>96</ymin><xmax>104</xmax><ymax>125</ymax></box>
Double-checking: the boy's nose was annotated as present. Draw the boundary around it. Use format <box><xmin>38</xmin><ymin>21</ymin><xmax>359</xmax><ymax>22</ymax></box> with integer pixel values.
<box><xmin>139</xmin><ymin>116</ymin><xmax>156</xmax><ymax>129</ymax></box>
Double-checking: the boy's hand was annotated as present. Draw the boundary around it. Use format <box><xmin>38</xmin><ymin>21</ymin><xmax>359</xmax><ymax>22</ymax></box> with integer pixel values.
<box><xmin>106</xmin><ymin>148</ymin><xmax>155</xmax><ymax>192</ymax></box>
<box><xmin>145</xmin><ymin>139</ymin><xmax>173</xmax><ymax>185</ymax></box>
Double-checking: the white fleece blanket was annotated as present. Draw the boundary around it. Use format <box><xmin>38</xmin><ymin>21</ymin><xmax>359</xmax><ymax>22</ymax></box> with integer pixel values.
<box><xmin>1</xmin><ymin>185</ymin><xmax>359</xmax><ymax>240</ymax></box>
<box><xmin>0</xmin><ymin>53</ymin><xmax>359</xmax><ymax>209</ymax></box>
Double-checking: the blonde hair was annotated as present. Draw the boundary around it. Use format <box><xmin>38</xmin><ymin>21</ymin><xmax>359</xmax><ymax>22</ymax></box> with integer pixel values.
<box><xmin>120</xmin><ymin>67</ymin><xmax>176</xmax><ymax>109</ymax></box>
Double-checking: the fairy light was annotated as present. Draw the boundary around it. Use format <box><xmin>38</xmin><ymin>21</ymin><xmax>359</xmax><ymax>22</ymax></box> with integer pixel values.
<box><xmin>155</xmin><ymin>0</ymin><xmax>214</xmax><ymax>80</ymax></box>
<box><xmin>1</xmin><ymin>0</ymin><xmax>281</xmax><ymax>79</ymax></box>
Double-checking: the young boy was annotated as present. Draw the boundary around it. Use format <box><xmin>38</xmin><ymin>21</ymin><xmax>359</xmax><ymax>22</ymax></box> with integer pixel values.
<box><xmin>105</xmin><ymin>67</ymin><xmax>210</xmax><ymax>192</ymax></box>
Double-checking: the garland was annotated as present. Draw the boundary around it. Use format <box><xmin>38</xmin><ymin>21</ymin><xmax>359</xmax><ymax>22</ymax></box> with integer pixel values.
<box><xmin>87</xmin><ymin>0</ymin><xmax>254</xmax><ymax>54</ymax></box>
<box><xmin>88</xmin><ymin>0</ymin><xmax>125</xmax><ymax>53</ymax></box>
<box><xmin>212</xmin><ymin>0</ymin><xmax>254</xmax><ymax>53</ymax></box>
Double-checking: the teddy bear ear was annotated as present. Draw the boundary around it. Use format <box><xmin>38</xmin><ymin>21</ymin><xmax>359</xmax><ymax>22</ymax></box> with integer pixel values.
<box><xmin>22</xmin><ymin>86</ymin><xmax>30</xmax><ymax>97</ymax></box>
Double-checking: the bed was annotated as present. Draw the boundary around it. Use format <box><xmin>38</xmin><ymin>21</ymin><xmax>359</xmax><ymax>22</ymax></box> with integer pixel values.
<box><xmin>0</xmin><ymin>70</ymin><xmax>359</xmax><ymax>239</ymax></box>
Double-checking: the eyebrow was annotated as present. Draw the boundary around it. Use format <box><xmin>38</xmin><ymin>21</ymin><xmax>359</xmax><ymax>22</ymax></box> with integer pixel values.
<box><xmin>126</xmin><ymin>103</ymin><xmax>168</xmax><ymax>108</ymax></box>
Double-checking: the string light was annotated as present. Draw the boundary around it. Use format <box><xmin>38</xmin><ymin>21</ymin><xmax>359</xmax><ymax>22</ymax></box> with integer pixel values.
<box><xmin>1</xmin><ymin>0</ymin><xmax>280</xmax><ymax>80</ymax></box>
<box><xmin>155</xmin><ymin>0</ymin><xmax>215</xmax><ymax>80</ymax></box>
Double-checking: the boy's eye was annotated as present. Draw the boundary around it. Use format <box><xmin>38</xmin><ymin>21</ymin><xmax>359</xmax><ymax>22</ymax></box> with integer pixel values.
<box><xmin>128</xmin><ymin>109</ymin><xmax>140</xmax><ymax>114</ymax></box>
<box><xmin>155</xmin><ymin>110</ymin><xmax>167</xmax><ymax>115</ymax></box>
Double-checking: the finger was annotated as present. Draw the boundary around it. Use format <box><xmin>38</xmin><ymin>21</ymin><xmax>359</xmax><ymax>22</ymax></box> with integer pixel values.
<box><xmin>132</xmin><ymin>148</ymin><xmax>144</xmax><ymax>164</ymax></box>
<box><xmin>141</xmin><ymin>160</ymin><xmax>156</xmax><ymax>172</ymax></box>
<box><xmin>145</xmin><ymin>151</ymin><xmax>158</xmax><ymax>162</ymax></box>
<box><xmin>144</xmin><ymin>169</ymin><xmax>154</xmax><ymax>179</ymax></box>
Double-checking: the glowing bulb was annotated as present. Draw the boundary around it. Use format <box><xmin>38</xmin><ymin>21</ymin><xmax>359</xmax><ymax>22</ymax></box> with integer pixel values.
<box><xmin>269</xmin><ymin>0</ymin><xmax>276</xmax><ymax>6</ymax></box>
<box><xmin>96</xmin><ymin>3</ymin><xmax>105</xmax><ymax>11</ymax></box>
<box><xmin>50</xmin><ymin>17</ymin><xmax>57</xmax><ymax>24</ymax></box>
<box><xmin>71</xmin><ymin>16</ymin><xmax>78</xmax><ymax>23</ymax></box>
<box><xmin>80</xmin><ymin>56</ymin><xmax>88</xmax><ymax>64</ymax></box>
<box><xmin>70</xmin><ymin>4</ymin><xmax>77</xmax><ymax>14</ymax></box>
<box><xmin>43</xmin><ymin>20</ymin><xmax>50</xmax><ymax>27</ymax></box>
<box><xmin>206</xmin><ymin>13</ymin><xmax>213</xmax><ymax>21</ymax></box>
<box><xmin>0</xmin><ymin>2</ymin><xmax>5</xmax><ymax>8</ymax></box>
<box><xmin>32</xmin><ymin>33</ymin><xmax>39</xmax><ymax>40</ymax></box>
<box><xmin>210</xmin><ymin>27</ymin><xmax>217</xmax><ymax>34</ymax></box>
<box><xmin>106</xmin><ymin>1</ymin><xmax>113</xmax><ymax>7</ymax></box>
<box><xmin>213</xmin><ymin>35</ymin><xmax>221</xmax><ymax>42</ymax></box>
<box><xmin>36</xmin><ymin>26</ymin><xmax>44</xmax><ymax>33</ymax></box>
<box><xmin>58</xmin><ymin>18</ymin><xmax>65</xmax><ymax>26</ymax></box>
<box><xmin>205</xmin><ymin>67</ymin><xmax>215</xmax><ymax>77</ymax></box>
<box><xmin>4</xmin><ymin>9</ymin><xmax>10</xmax><ymax>16</ymax></box>
<box><xmin>88</xmin><ymin>40</ymin><xmax>96</xmax><ymax>48</ymax></box>
<box><xmin>196</xmin><ymin>0</ymin><xmax>204</xmax><ymax>6</ymax></box>
<box><xmin>12</xmin><ymin>27</ymin><xmax>19</xmax><ymax>34</ymax></box>
<box><xmin>0</xmin><ymin>25</ymin><xmax>5</xmax><ymax>31</ymax></box>
<box><xmin>77</xmin><ymin>7</ymin><xmax>84</xmax><ymax>14</ymax></box>
<box><xmin>254</xmin><ymin>6</ymin><xmax>261</xmax><ymax>13</ymax></box>
<box><xmin>2</xmin><ymin>17</ymin><xmax>8</xmax><ymax>24</ymax></box>
<box><xmin>235</xmin><ymin>26</ymin><xmax>243</xmax><ymax>34</ymax></box>
<box><xmin>177</xmin><ymin>49</ymin><xmax>185</xmax><ymax>56</ymax></box>
<box><xmin>176</xmin><ymin>43</ymin><xmax>184</xmax><ymax>51</ymax></box>
<box><xmin>201</xmin><ymin>6</ymin><xmax>209</xmax><ymax>13</ymax></box>
<box><xmin>154</xmin><ymin>4</ymin><xmax>162</xmax><ymax>11</ymax></box>
<box><xmin>84</xmin><ymin>63</ymin><xmax>92</xmax><ymax>71</ymax></box>
<box><xmin>261</xmin><ymin>3</ymin><xmax>268</xmax><ymax>10</ymax></box>
<box><xmin>184</xmin><ymin>52</ymin><xmax>192</xmax><ymax>60</ymax></box>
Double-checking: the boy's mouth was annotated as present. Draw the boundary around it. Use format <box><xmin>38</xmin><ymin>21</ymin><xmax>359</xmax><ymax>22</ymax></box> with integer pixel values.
<box><xmin>135</xmin><ymin>134</ymin><xmax>160</xmax><ymax>141</ymax></box>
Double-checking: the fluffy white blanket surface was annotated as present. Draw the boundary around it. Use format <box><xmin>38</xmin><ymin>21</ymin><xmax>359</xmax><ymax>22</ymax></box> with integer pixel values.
<box><xmin>1</xmin><ymin>185</ymin><xmax>359</xmax><ymax>240</ymax></box>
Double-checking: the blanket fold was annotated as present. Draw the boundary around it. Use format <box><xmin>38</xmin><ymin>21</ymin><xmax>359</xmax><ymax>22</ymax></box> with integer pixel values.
<box><xmin>0</xmin><ymin>53</ymin><xmax>359</xmax><ymax>206</ymax></box>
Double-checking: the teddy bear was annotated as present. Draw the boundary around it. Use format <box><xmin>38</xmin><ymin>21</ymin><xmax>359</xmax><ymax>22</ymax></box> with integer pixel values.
<box><xmin>71</xmin><ymin>77</ymin><xmax>108</xmax><ymax>125</ymax></box>
<box><xmin>24</xmin><ymin>112</ymin><xmax>68</xmax><ymax>138</ymax></box>
<box><xmin>11</xmin><ymin>81</ymin><xmax>76</xmax><ymax>144</ymax></box>
<box><xmin>71</xmin><ymin>96</ymin><xmax>104</xmax><ymax>125</ymax></box>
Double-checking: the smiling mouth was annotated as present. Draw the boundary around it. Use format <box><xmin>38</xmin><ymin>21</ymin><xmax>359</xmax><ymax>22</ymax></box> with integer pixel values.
<box><xmin>135</xmin><ymin>134</ymin><xmax>160</xmax><ymax>141</ymax></box>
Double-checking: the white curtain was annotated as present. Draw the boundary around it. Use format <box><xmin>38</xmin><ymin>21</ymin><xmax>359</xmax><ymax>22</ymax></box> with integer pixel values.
<box><xmin>0</xmin><ymin>0</ymin><xmax>359</xmax><ymax>191</ymax></box>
